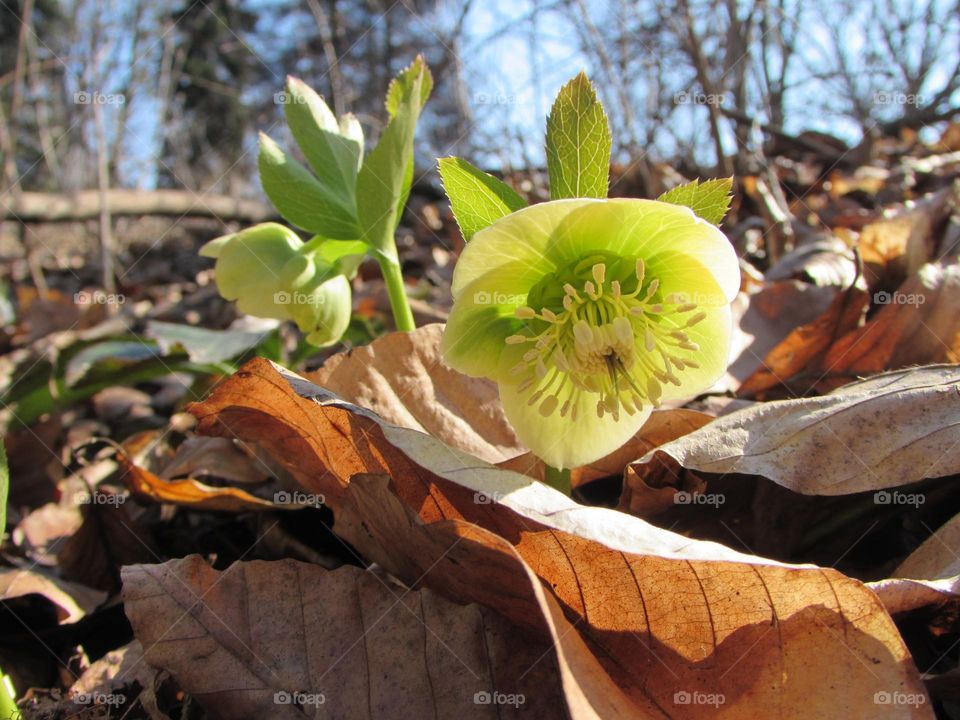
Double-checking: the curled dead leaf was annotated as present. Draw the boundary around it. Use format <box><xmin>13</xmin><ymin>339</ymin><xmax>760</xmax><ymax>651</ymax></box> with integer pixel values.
<box><xmin>765</xmin><ymin>234</ymin><xmax>858</xmax><ymax>287</ymax></box>
<box><xmin>187</xmin><ymin>356</ymin><xmax>932</xmax><ymax>718</ymax></box>
<box><xmin>858</xmin><ymin>189</ymin><xmax>953</xmax><ymax>289</ymax></box>
<box><xmin>118</xmin><ymin>451</ymin><xmax>278</xmax><ymax>512</ymax></box>
<box><xmin>0</xmin><ymin>566</ymin><xmax>105</xmax><ymax>623</ymax></box>
<box><xmin>816</xmin><ymin>263</ymin><xmax>960</xmax><ymax>390</ymax></box>
<box><xmin>633</xmin><ymin>365</ymin><xmax>960</xmax><ymax>496</ymax></box>
<box><xmin>619</xmin><ymin>451</ymin><xmax>708</xmax><ymax>517</ymax></box>
<box><xmin>722</xmin><ymin>281</ymin><xmax>838</xmax><ymax>392</ymax></box>
<box><xmin>738</xmin><ymin>280</ymin><xmax>869</xmax><ymax>397</ymax></box>
<box><xmin>868</xmin><ymin>512</ymin><xmax>960</xmax><ymax>615</ymax></box>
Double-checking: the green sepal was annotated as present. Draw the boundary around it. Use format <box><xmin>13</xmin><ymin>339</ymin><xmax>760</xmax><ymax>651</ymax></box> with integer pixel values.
<box><xmin>302</xmin><ymin>236</ymin><xmax>369</xmax><ymax>279</ymax></box>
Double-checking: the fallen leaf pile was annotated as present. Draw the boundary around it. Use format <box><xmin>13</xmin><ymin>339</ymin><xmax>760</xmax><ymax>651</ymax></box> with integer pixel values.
<box><xmin>5</xmin><ymin>141</ymin><xmax>960</xmax><ymax>718</ymax></box>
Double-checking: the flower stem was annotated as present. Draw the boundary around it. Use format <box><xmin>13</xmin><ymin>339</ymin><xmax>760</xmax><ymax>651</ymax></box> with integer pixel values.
<box><xmin>0</xmin><ymin>665</ymin><xmax>21</xmax><ymax>719</ymax></box>
<box><xmin>379</xmin><ymin>254</ymin><xmax>416</xmax><ymax>332</ymax></box>
<box><xmin>544</xmin><ymin>465</ymin><xmax>571</xmax><ymax>495</ymax></box>
<box><xmin>300</xmin><ymin>235</ymin><xmax>327</xmax><ymax>255</ymax></box>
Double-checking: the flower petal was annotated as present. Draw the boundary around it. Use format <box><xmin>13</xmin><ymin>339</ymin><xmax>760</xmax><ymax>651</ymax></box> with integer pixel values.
<box><xmin>648</xmin><ymin>302</ymin><xmax>732</xmax><ymax>402</ymax></box>
<box><xmin>633</xmin><ymin>251</ymin><xmax>734</xmax><ymax>400</ymax></box>
<box><xmin>498</xmin><ymin>370</ymin><xmax>652</xmax><ymax>470</ymax></box>
<box><xmin>441</xmin><ymin>263</ymin><xmax>534</xmax><ymax>378</ymax></box>
<box><xmin>547</xmin><ymin>199</ymin><xmax>740</xmax><ymax>302</ymax></box>
<box><xmin>215</xmin><ymin>223</ymin><xmax>302</xmax><ymax>320</ymax></box>
<box><xmin>291</xmin><ymin>273</ymin><xmax>352</xmax><ymax>347</ymax></box>
<box><xmin>451</xmin><ymin>198</ymin><xmax>597</xmax><ymax>298</ymax></box>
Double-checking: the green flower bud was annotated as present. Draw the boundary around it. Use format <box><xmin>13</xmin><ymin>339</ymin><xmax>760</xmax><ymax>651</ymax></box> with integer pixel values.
<box><xmin>279</xmin><ymin>272</ymin><xmax>352</xmax><ymax>348</ymax></box>
<box><xmin>201</xmin><ymin>223</ymin><xmax>355</xmax><ymax>347</ymax></box>
<box><xmin>202</xmin><ymin>223</ymin><xmax>302</xmax><ymax>320</ymax></box>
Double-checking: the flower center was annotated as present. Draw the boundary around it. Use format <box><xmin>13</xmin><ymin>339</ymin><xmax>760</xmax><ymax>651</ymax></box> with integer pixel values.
<box><xmin>504</xmin><ymin>259</ymin><xmax>706</xmax><ymax>421</ymax></box>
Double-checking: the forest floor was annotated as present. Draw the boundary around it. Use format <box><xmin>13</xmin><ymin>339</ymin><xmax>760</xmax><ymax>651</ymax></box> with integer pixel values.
<box><xmin>4</xmin><ymin>127</ymin><xmax>960</xmax><ymax>719</ymax></box>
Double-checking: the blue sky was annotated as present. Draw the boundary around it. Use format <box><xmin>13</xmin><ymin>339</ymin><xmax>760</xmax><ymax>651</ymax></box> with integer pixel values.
<box><xmin>57</xmin><ymin>0</ymin><xmax>959</xmax><ymax>189</ymax></box>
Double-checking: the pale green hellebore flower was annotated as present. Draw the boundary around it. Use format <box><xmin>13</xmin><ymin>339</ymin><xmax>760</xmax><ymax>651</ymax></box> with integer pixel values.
<box><xmin>201</xmin><ymin>222</ymin><xmax>300</xmax><ymax>320</ymax></box>
<box><xmin>441</xmin><ymin>198</ymin><xmax>739</xmax><ymax>470</ymax></box>
<box><xmin>200</xmin><ymin>222</ymin><xmax>354</xmax><ymax>347</ymax></box>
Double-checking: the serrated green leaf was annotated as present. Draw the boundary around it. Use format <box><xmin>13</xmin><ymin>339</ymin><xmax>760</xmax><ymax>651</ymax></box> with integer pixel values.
<box><xmin>284</xmin><ymin>77</ymin><xmax>363</xmax><ymax>199</ymax></box>
<box><xmin>385</xmin><ymin>56</ymin><xmax>433</xmax><ymax>118</ymax></box>
<box><xmin>438</xmin><ymin>157</ymin><xmax>527</xmax><ymax>241</ymax></box>
<box><xmin>657</xmin><ymin>177</ymin><xmax>734</xmax><ymax>226</ymax></box>
<box><xmin>258</xmin><ymin>132</ymin><xmax>360</xmax><ymax>239</ymax></box>
<box><xmin>545</xmin><ymin>72</ymin><xmax>611</xmax><ymax>200</ymax></box>
<box><xmin>356</xmin><ymin>56</ymin><xmax>432</xmax><ymax>255</ymax></box>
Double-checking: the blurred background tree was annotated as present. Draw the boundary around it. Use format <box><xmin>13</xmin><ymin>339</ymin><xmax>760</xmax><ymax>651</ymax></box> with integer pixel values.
<box><xmin>0</xmin><ymin>0</ymin><xmax>957</xmax><ymax>199</ymax></box>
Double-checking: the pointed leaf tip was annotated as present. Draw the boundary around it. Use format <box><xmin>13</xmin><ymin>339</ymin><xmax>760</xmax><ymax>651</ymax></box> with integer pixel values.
<box><xmin>438</xmin><ymin>157</ymin><xmax>527</xmax><ymax>241</ymax></box>
<box><xmin>385</xmin><ymin>55</ymin><xmax>433</xmax><ymax>118</ymax></box>
<box><xmin>657</xmin><ymin>177</ymin><xmax>734</xmax><ymax>226</ymax></box>
<box><xmin>545</xmin><ymin>72</ymin><xmax>612</xmax><ymax>200</ymax></box>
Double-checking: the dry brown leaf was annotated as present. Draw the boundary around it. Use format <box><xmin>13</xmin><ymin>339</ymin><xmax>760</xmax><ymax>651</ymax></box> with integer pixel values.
<box><xmin>828</xmin><ymin>167</ymin><xmax>889</xmax><ymax>198</ymax></box>
<box><xmin>870</xmin><ymin>575</ymin><xmax>960</xmax><ymax>617</ymax></box>
<box><xmin>815</xmin><ymin>263</ymin><xmax>960</xmax><ymax>389</ymax></box>
<box><xmin>721</xmin><ymin>281</ymin><xmax>838</xmax><ymax>391</ymax></box>
<box><xmin>58</xmin><ymin>500</ymin><xmax>158</xmax><ymax>593</ymax></box>
<box><xmin>335</xmin><ymin>474</ymin><xmax>661</xmax><ymax>719</ymax></box>
<box><xmin>307</xmin><ymin>323</ymin><xmax>523</xmax><ymax>464</ymax></box>
<box><xmin>0</xmin><ymin>566</ymin><xmax>105</xmax><ymax>623</ymax></box>
<box><xmin>738</xmin><ymin>281</ymin><xmax>869</xmax><ymax>396</ymax></box>
<box><xmin>69</xmin><ymin>640</ymin><xmax>147</xmax><ymax>692</ymax></box>
<box><xmin>4</xmin><ymin>416</ymin><xmax>63</xmax><ymax>508</ymax></box>
<box><xmin>15</xmin><ymin>286</ymin><xmax>82</xmax><ymax>342</ymax></box>
<box><xmin>339</xmin><ymin>472</ymin><xmax>942</xmax><ymax>717</ymax></box>
<box><xmin>122</xmin><ymin>556</ymin><xmax>568</xmax><ymax>719</ymax></box>
<box><xmin>161</xmin><ymin>436</ymin><xmax>269</xmax><ymax>485</ymax></box>
<box><xmin>765</xmin><ymin>234</ymin><xmax>858</xmax><ymax>287</ymax></box>
<box><xmin>12</xmin><ymin>502</ymin><xmax>83</xmax><ymax>565</ymax></box>
<box><xmin>68</xmin><ymin>641</ymin><xmax>170</xmax><ymax>720</ymax></box>
<box><xmin>896</xmin><ymin>513</ymin><xmax>960</xmax><ymax>581</ymax></box>
<box><xmin>118</xmin><ymin>452</ymin><xmax>277</xmax><ymax>512</ymax></box>
<box><xmin>619</xmin><ymin>451</ymin><xmax>708</xmax><ymax>518</ymax></box>
<box><xmin>189</xmin><ymin>357</ymin><xmax>932</xmax><ymax>718</ymax></box>
<box><xmin>858</xmin><ymin>190</ymin><xmax>953</xmax><ymax>288</ymax></box>
<box><xmin>867</xmin><ymin>513</ymin><xmax>960</xmax><ymax>615</ymax></box>
<box><xmin>633</xmin><ymin>365</ymin><xmax>960</xmax><ymax>496</ymax></box>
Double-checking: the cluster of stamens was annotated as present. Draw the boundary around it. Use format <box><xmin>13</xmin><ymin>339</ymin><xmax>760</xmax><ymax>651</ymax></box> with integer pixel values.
<box><xmin>505</xmin><ymin>259</ymin><xmax>706</xmax><ymax>421</ymax></box>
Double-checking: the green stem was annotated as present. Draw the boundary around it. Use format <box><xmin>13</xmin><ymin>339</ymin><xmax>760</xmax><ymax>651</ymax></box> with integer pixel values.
<box><xmin>0</xmin><ymin>666</ymin><xmax>21</xmax><ymax>720</ymax></box>
<box><xmin>544</xmin><ymin>466</ymin><xmax>572</xmax><ymax>495</ymax></box>
<box><xmin>379</xmin><ymin>254</ymin><xmax>416</xmax><ymax>332</ymax></box>
<box><xmin>300</xmin><ymin>235</ymin><xmax>327</xmax><ymax>255</ymax></box>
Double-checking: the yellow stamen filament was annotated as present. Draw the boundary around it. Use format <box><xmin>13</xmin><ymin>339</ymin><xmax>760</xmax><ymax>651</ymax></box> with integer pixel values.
<box><xmin>503</xmin><ymin>258</ymin><xmax>705</xmax><ymax>420</ymax></box>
